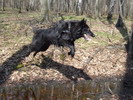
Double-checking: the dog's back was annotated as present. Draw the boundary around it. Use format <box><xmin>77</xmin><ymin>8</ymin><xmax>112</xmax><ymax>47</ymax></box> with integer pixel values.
<box><xmin>30</xmin><ymin>23</ymin><xmax>66</xmax><ymax>56</ymax></box>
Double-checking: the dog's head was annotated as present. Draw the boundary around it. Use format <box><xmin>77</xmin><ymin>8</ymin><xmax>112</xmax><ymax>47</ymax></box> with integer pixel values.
<box><xmin>80</xmin><ymin>19</ymin><xmax>95</xmax><ymax>40</ymax></box>
<box><xmin>70</xmin><ymin>19</ymin><xmax>95</xmax><ymax>40</ymax></box>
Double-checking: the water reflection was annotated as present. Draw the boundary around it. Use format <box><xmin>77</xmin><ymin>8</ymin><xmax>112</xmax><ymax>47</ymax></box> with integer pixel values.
<box><xmin>0</xmin><ymin>79</ymin><xmax>122</xmax><ymax>100</ymax></box>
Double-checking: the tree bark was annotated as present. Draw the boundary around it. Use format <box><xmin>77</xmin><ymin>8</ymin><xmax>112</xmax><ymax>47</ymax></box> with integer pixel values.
<box><xmin>2</xmin><ymin>0</ymin><xmax>5</xmax><ymax>11</ymax></box>
<box><xmin>127</xmin><ymin>24</ymin><xmax>133</xmax><ymax>59</ymax></box>
<box><xmin>40</xmin><ymin>0</ymin><xmax>50</xmax><ymax>23</ymax></box>
<box><xmin>115</xmin><ymin>0</ymin><xmax>125</xmax><ymax>27</ymax></box>
<box><xmin>18</xmin><ymin>0</ymin><xmax>22</xmax><ymax>13</ymax></box>
<box><xmin>107</xmin><ymin>0</ymin><xmax>116</xmax><ymax>21</ymax></box>
<box><xmin>76</xmin><ymin>0</ymin><xmax>82</xmax><ymax>15</ymax></box>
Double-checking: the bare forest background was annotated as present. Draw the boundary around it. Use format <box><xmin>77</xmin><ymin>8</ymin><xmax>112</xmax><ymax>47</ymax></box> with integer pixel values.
<box><xmin>1</xmin><ymin>0</ymin><xmax>133</xmax><ymax>99</ymax></box>
<box><xmin>0</xmin><ymin>0</ymin><xmax>133</xmax><ymax>19</ymax></box>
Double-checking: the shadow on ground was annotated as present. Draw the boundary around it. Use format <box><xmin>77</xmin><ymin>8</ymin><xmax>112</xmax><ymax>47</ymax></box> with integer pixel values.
<box><xmin>119</xmin><ymin>54</ymin><xmax>133</xmax><ymax>100</ymax></box>
<box><xmin>39</xmin><ymin>56</ymin><xmax>91</xmax><ymax>83</ymax></box>
<box><xmin>116</xmin><ymin>26</ymin><xmax>129</xmax><ymax>41</ymax></box>
<box><xmin>118</xmin><ymin>25</ymin><xmax>133</xmax><ymax>99</ymax></box>
<box><xmin>0</xmin><ymin>45</ymin><xmax>91</xmax><ymax>85</ymax></box>
<box><xmin>0</xmin><ymin>45</ymin><xmax>31</xmax><ymax>84</ymax></box>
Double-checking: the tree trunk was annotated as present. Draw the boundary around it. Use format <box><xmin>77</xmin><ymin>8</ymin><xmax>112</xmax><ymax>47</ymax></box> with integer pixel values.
<box><xmin>107</xmin><ymin>0</ymin><xmax>116</xmax><ymax>21</ymax></box>
<box><xmin>115</xmin><ymin>0</ymin><xmax>124</xmax><ymax>27</ymax></box>
<box><xmin>94</xmin><ymin>0</ymin><xmax>99</xmax><ymax>18</ymax></box>
<box><xmin>40</xmin><ymin>0</ymin><xmax>50</xmax><ymax>23</ymax></box>
<box><xmin>127</xmin><ymin>24</ymin><xmax>133</xmax><ymax>59</ymax></box>
<box><xmin>76</xmin><ymin>0</ymin><xmax>82</xmax><ymax>15</ymax></box>
<box><xmin>18</xmin><ymin>0</ymin><xmax>22</xmax><ymax>13</ymax></box>
<box><xmin>2</xmin><ymin>0</ymin><xmax>5</xmax><ymax>11</ymax></box>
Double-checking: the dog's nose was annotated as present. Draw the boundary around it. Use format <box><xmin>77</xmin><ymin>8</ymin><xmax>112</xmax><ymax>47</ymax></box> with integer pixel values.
<box><xmin>92</xmin><ymin>33</ymin><xmax>95</xmax><ymax>37</ymax></box>
<box><xmin>89</xmin><ymin>31</ymin><xmax>95</xmax><ymax>37</ymax></box>
<box><xmin>89</xmin><ymin>30</ymin><xmax>95</xmax><ymax>37</ymax></box>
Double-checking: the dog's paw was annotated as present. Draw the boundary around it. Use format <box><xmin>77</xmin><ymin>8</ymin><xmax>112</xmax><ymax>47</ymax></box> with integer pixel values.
<box><xmin>68</xmin><ymin>52</ymin><xmax>71</xmax><ymax>55</ymax></box>
<box><xmin>68</xmin><ymin>52</ymin><xmax>74</xmax><ymax>57</ymax></box>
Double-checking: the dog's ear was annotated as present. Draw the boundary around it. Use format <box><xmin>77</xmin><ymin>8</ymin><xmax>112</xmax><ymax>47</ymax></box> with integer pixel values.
<box><xmin>81</xmin><ymin>18</ymin><xmax>87</xmax><ymax>24</ymax></box>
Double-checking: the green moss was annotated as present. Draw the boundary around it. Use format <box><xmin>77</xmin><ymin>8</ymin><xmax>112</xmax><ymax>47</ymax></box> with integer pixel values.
<box><xmin>16</xmin><ymin>64</ymin><xmax>24</xmax><ymax>69</ymax></box>
<box><xmin>60</xmin><ymin>53</ymin><xmax>66</xmax><ymax>61</ymax></box>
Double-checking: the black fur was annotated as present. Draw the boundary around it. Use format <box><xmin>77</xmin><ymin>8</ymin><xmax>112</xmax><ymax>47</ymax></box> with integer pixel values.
<box><xmin>30</xmin><ymin>19</ymin><xmax>95</xmax><ymax>57</ymax></box>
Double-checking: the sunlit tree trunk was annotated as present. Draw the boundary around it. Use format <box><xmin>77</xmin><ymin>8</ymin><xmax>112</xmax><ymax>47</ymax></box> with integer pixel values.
<box><xmin>40</xmin><ymin>0</ymin><xmax>50</xmax><ymax>23</ymax></box>
<box><xmin>76</xmin><ymin>0</ymin><xmax>82</xmax><ymax>15</ymax></box>
<box><xmin>94</xmin><ymin>0</ymin><xmax>99</xmax><ymax>18</ymax></box>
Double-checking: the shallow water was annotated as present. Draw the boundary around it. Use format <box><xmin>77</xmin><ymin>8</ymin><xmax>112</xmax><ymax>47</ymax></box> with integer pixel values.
<box><xmin>0</xmin><ymin>78</ymin><xmax>124</xmax><ymax>100</ymax></box>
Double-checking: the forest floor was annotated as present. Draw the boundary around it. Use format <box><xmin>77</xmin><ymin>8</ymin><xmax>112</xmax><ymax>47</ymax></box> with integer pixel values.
<box><xmin>0</xmin><ymin>11</ymin><xmax>132</xmax><ymax>86</ymax></box>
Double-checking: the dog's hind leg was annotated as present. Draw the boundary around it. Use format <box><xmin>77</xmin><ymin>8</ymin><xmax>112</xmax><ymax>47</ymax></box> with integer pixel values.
<box><xmin>33</xmin><ymin>43</ymin><xmax>50</xmax><ymax>57</ymax></box>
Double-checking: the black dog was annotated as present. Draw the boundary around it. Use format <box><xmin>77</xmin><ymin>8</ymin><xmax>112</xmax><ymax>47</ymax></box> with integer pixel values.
<box><xmin>30</xmin><ymin>19</ymin><xmax>95</xmax><ymax>57</ymax></box>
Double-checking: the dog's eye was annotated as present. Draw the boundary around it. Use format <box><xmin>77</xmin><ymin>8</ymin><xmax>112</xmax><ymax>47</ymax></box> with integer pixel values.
<box><xmin>83</xmin><ymin>28</ymin><xmax>89</xmax><ymax>31</ymax></box>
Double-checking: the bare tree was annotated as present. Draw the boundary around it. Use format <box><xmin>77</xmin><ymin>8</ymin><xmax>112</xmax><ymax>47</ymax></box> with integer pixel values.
<box><xmin>18</xmin><ymin>0</ymin><xmax>22</xmax><ymax>13</ymax></box>
<box><xmin>127</xmin><ymin>24</ymin><xmax>133</xmax><ymax>59</ymax></box>
<box><xmin>107</xmin><ymin>0</ymin><xmax>116</xmax><ymax>21</ymax></box>
<box><xmin>115</xmin><ymin>0</ymin><xmax>129</xmax><ymax>41</ymax></box>
<box><xmin>2</xmin><ymin>0</ymin><xmax>5</xmax><ymax>11</ymax></box>
<box><xmin>115</xmin><ymin>0</ymin><xmax>125</xmax><ymax>27</ymax></box>
<box><xmin>76</xmin><ymin>0</ymin><xmax>82</xmax><ymax>15</ymax></box>
<box><xmin>40</xmin><ymin>0</ymin><xmax>50</xmax><ymax>23</ymax></box>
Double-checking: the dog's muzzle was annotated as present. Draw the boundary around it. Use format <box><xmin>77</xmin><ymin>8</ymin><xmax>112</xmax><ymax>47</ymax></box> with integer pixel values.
<box><xmin>84</xmin><ymin>34</ymin><xmax>91</xmax><ymax>40</ymax></box>
<box><xmin>83</xmin><ymin>32</ymin><xmax>95</xmax><ymax>41</ymax></box>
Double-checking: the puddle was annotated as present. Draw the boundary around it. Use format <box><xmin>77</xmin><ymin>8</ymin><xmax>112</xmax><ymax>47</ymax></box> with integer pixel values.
<box><xmin>0</xmin><ymin>78</ymin><xmax>123</xmax><ymax>100</ymax></box>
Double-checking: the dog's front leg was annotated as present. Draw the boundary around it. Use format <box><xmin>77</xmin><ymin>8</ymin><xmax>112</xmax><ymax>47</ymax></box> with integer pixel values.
<box><xmin>68</xmin><ymin>45</ymin><xmax>75</xmax><ymax>57</ymax></box>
